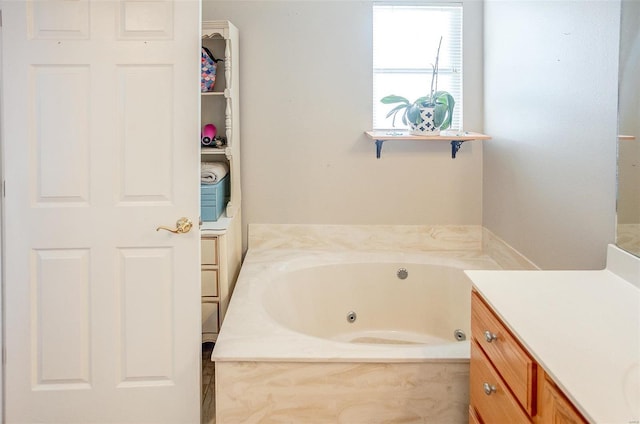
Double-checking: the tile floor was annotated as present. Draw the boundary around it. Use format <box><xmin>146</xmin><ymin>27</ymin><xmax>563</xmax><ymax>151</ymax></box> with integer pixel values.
<box><xmin>202</xmin><ymin>342</ymin><xmax>216</xmax><ymax>424</ymax></box>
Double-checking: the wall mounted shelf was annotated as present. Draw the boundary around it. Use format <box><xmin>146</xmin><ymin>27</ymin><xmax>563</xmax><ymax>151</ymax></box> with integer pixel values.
<box><xmin>365</xmin><ymin>130</ymin><xmax>491</xmax><ymax>159</ymax></box>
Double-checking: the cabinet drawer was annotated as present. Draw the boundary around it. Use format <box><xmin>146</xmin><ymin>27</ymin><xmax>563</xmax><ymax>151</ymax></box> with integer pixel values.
<box><xmin>470</xmin><ymin>341</ymin><xmax>531</xmax><ymax>423</ymax></box>
<box><xmin>201</xmin><ymin>237</ymin><xmax>218</xmax><ymax>265</ymax></box>
<box><xmin>202</xmin><ymin>300</ymin><xmax>220</xmax><ymax>334</ymax></box>
<box><xmin>201</xmin><ymin>268</ymin><xmax>219</xmax><ymax>297</ymax></box>
<box><xmin>471</xmin><ymin>291</ymin><xmax>535</xmax><ymax>415</ymax></box>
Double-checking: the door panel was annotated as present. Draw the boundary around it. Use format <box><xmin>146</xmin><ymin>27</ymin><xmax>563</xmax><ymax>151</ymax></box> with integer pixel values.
<box><xmin>27</xmin><ymin>0</ymin><xmax>90</xmax><ymax>40</ymax></box>
<box><xmin>32</xmin><ymin>65</ymin><xmax>91</xmax><ymax>204</ymax></box>
<box><xmin>117</xmin><ymin>65</ymin><xmax>174</xmax><ymax>202</ymax></box>
<box><xmin>2</xmin><ymin>0</ymin><xmax>201</xmax><ymax>422</ymax></box>
<box><xmin>33</xmin><ymin>248</ymin><xmax>91</xmax><ymax>388</ymax></box>
<box><xmin>117</xmin><ymin>247</ymin><xmax>174</xmax><ymax>386</ymax></box>
<box><xmin>117</xmin><ymin>0</ymin><xmax>174</xmax><ymax>40</ymax></box>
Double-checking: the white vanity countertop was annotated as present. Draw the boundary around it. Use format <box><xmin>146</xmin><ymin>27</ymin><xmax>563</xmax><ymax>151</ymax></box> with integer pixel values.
<box><xmin>465</xmin><ymin>246</ymin><xmax>640</xmax><ymax>424</ymax></box>
<box><xmin>200</xmin><ymin>217</ymin><xmax>232</xmax><ymax>234</ymax></box>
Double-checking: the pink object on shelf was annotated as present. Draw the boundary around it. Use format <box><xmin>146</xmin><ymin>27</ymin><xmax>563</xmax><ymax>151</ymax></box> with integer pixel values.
<box><xmin>201</xmin><ymin>124</ymin><xmax>217</xmax><ymax>146</ymax></box>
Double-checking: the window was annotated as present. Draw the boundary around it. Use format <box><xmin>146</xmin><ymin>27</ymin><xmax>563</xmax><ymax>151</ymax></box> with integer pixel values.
<box><xmin>373</xmin><ymin>3</ymin><xmax>463</xmax><ymax>131</ymax></box>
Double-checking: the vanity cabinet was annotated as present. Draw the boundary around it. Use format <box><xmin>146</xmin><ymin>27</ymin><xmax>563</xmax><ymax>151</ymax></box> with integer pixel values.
<box><xmin>470</xmin><ymin>290</ymin><xmax>587</xmax><ymax>424</ymax></box>
<box><xmin>200</xmin><ymin>20</ymin><xmax>242</xmax><ymax>342</ymax></box>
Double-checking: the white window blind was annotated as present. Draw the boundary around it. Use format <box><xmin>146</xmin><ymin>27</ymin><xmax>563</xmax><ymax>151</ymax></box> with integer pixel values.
<box><xmin>373</xmin><ymin>3</ymin><xmax>463</xmax><ymax>131</ymax></box>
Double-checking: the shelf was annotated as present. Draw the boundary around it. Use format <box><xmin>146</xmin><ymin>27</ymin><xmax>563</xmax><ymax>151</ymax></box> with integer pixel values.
<box><xmin>365</xmin><ymin>130</ymin><xmax>491</xmax><ymax>159</ymax></box>
<box><xmin>201</xmin><ymin>91</ymin><xmax>225</xmax><ymax>97</ymax></box>
<box><xmin>619</xmin><ymin>135</ymin><xmax>636</xmax><ymax>141</ymax></box>
<box><xmin>201</xmin><ymin>147</ymin><xmax>228</xmax><ymax>155</ymax></box>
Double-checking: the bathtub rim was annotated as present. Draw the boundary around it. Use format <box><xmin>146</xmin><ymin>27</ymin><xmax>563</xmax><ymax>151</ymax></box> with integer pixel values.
<box><xmin>212</xmin><ymin>248</ymin><xmax>502</xmax><ymax>363</ymax></box>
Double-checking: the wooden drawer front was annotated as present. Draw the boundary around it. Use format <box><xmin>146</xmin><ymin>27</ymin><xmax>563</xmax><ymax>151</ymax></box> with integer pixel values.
<box><xmin>472</xmin><ymin>291</ymin><xmax>535</xmax><ymax>414</ymax></box>
<box><xmin>201</xmin><ymin>237</ymin><xmax>218</xmax><ymax>265</ymax></box>
<box><xmin>468</xmin><ymin>405</ymin><xmax>482</xmax><ymax>424</ymax></box>
<box><xmin>471</xmin><ymin>341</ymin><xmax>531</xmax><ymax>424</ymax></box>
<box><xmin>201</xmin><ymin>268</ymin><xmax>219</xmax><ymax>297</ymax></box>
<box><xmin>202</xmin><ymin>300</ymin><xmax>220</xmax><ymax>334</ymax></box>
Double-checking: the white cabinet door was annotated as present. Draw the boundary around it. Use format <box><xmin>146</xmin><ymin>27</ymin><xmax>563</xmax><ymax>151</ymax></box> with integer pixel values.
<box><xmin>2</xmin><ymin>1</ymin><xmax>201</xmax><ymax>422</ymax></box>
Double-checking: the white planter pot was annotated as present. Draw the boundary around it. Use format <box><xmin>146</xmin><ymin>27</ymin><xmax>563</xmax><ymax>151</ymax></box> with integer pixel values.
<box><xmin>409</xmin><ymin>106</ymin><xmax>440</xmax><ymax>136</ymax></box>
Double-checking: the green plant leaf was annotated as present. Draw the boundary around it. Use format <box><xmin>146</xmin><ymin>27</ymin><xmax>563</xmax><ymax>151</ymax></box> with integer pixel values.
<box><xmin>406</xmin><ymin>104</ymin><xmax>422</xmax><ymax>124</ymax></box>
<box><xmin>383</xmin><ymin>103</ymin><xmax>410</xmax><ymax>127</ymax></box>
<box><xmin>432</xmin><ymin>91</ymin><xmax>450</xmax><ymax>101</ymax></box>
<box><xmin>433</xmin><ymin>103</ymin><xmax>447</xmax><ymax>128</ymax></box>
<box><xmin>414</xmin><ymin>96</ymin><xmax>431</xmax><ymax>106</ymax></box>
<box><xmin>432</xmin><ymin>92</ymin><xmax>455</xmax><ymax>129</ymax></box>
<box><xmin>384</xmin><ymin>103</ymin><xmax>407</xmax><ymax>119</ymax></box>
<box><xmin>380</xmin><ymin>95</ymin><xmax>409</xmax><ymax>105</ymax></box>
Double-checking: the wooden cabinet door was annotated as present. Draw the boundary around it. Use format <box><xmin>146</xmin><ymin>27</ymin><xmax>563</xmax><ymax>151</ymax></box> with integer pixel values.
<box><xmin>537</xmin><ymin>373</ymin><xmax>587</xmax><ymax>424</ymax></box>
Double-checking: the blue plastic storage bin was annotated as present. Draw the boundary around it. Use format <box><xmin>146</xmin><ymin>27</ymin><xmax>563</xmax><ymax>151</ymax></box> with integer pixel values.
<box><xmin>201</xmin><ymin>175</ymin><xmax>229</xmax><ymax>222</ymax></box>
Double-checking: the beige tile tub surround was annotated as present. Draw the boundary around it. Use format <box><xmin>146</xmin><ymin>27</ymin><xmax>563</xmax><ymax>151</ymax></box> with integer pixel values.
<box><xmin>249</xmin><ymin>224</ymin><xmax>483</xmax><ymax>251</ymax></box>
<box><xmin>249</xmin><ymin>224</ymin><xmax>537</xmax><ymax>270</ymax></box>
<box><xmin>481</xmin><ymin>227</ymin><xmax>539</xmax><ymax>270</ymax></box>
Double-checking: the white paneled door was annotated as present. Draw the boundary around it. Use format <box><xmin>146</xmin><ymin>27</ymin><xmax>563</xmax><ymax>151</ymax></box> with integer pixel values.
<box><xmin>2</xmin><ymin>0</ymin><xmax>202</xmax><ymax>422</ymax></box>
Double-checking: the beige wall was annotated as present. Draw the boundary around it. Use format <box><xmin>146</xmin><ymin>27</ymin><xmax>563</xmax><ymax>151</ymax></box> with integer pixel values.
<box><xmin>482</xmin><ymin>1</ymin><xmax>620</xmax><ymax>269</ymax></box>
<box><xmin>203</xmin><ymin>1</ymin><xmax>485</xmax><ymax>238</ymax></box>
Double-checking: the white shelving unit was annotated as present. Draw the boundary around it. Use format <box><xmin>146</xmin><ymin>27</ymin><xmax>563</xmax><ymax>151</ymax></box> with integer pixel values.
<box><xmin>201</xmin><ymin>20</ymin><xmax>241</xmax><ymax>219</ymax></box>
<box><xmin>200</xmin><ymin>20</ymin><xmax>242</xmax><ymax>343</ymax></box>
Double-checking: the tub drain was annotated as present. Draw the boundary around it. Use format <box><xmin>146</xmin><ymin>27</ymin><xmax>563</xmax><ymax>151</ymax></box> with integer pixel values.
<box><xmin>346</xmin><ymin>311</ymin><xmax>357</xmax><ymax>323</ymax></box>
<box><xmin>454</xmin><ymin>329</ymin><xmax>466</xmax><ymax>341</ymax></box>
<box><xmin>397</xmin><ymin>268</ymin><xmax>408</xmax><ymax>280</ymax></box>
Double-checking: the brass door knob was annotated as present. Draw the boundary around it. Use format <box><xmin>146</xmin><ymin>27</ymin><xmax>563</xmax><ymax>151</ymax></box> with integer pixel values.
<box><xmin>156</xmin><ymin>217</ymin><xmax>193</xmax><ymax>234</ymax></box>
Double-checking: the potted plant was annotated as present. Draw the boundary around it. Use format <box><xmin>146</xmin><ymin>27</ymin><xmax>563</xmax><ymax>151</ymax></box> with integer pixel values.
<box><xmin>380</xmin><ymin>37</ymin><xmax>455</xmax><ymax>135</ymax></box>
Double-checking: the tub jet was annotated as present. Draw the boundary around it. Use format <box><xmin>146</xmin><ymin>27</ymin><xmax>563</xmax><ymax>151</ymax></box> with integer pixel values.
<box><xmin>397</xmin><ymin>268</ymin><xmax>408</xmax><ymax>279</ymax></box>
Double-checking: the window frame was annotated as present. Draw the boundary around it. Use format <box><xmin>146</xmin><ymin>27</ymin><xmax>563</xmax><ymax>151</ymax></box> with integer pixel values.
<box><xmin>372</xmin><ymin>1</ymin><xmax>463</xmax><ymax>131</ymax></box>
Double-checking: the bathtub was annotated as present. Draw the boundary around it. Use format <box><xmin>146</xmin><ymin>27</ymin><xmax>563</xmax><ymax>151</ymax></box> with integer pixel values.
<box><xmin>213</xmin><ymin>248</ymin><xmax>503</xmax><ymax>423</ymax></box>
<box><xmin>263</xmin><ymin>262</ymin><xmax>472</xmax><ymax>348</ymax></box>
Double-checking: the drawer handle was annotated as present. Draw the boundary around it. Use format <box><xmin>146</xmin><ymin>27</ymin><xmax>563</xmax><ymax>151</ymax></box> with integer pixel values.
<box><xmin>484</xmin><ymin>330</ymin><xmax>498</xmax><ymax>343</ymax></box>
<box><xmin>483</xmin><ymin>382</ymin><xmax>497</xmax><ymax>395</ymax></box>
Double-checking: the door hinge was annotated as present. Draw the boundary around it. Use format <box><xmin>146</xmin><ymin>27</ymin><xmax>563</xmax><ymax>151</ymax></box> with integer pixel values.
<box><xmin>0</xmin><ymin>10</ymin><xmax>3</xmax><ymax>27</ymax></box>
<box><xmin>2</xmin><ymin>180</ymin><xmax>5</xmax><ymax>197</ymax></box>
